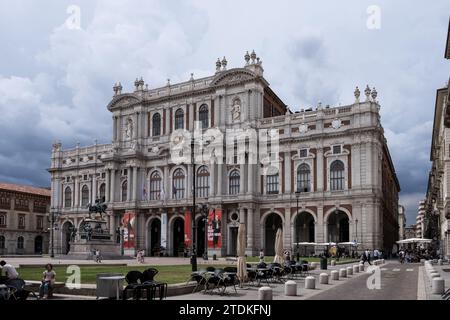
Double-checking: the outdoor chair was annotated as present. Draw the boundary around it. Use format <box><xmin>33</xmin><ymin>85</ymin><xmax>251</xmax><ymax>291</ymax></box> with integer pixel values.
<box><xmin>221</xmin><ymin>267</ymin><xmax>238</xmax><ymax>294</ymax></box>
<box><xmin>206</xmin><ymin>266</ymin><xmax>216</xmax><ymax>272</ymax></box>
<box><xmin>141</xmin><ymin>268</ymin><xmax>167</xmax><ymax>300</ymax></box>
<box><xmin>187</xmin><ymin>271</ymin><xmax>207</xmax><ymax>293</ymax></box>
<box><xmin>246</xmin><ymin>264</ymin><xmax>257</xmax><ymax>285</ymax></box>
<box><xmin>204</xmin><ymin>269</ymin><xmax>223</xmax><ymax>294</ymax></box>
<box><xmin>268</xmin><ymin>263</ymin><xmax>283</xmax><ymax>283</ymax></box>
<box><xmin>123</xmin><ymin>271</ymin><xmax>144</xmax><ymax>300</ymax></box>
<box><xmin>6</xmin><ymin>279</ymin><xmax>30</xmax><ymax>300</ymax></box>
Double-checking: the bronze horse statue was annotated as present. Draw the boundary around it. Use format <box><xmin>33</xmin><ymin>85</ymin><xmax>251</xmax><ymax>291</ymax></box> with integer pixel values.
<box><xmin>86</xmin><ymin>197</ymin><xmax>107</xmax><ymax>219</ymax></box>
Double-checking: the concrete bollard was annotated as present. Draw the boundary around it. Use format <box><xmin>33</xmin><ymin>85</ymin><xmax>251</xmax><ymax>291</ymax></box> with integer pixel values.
<box><xmin>339</xmin><ymin>268</ymin><xmax>347</xmax><ymax>278</ymax></box>
<box><xmin>319</xmin><ymin>273</ymin><xmax>329</xmax><ymax>284</ymax></box>
<box><xmin>382</xmin><ymin>259</ymin><xmax>385</xmax><ymax>264</ymax></box>
<box><xmin>284</xmin><ymin>280</ymin><xmax>297</xmax><ymax>296</ymax></box>
<box><xmin>258</xmin><ymin>286</ymin><xmax>273</xmax><ymax>300</ymax></box>
<box><xmin>331</xmin><ymin>260</ymin><xmax>336</xmax><ymax>266</ymax></box>
<box><xmin>331</xmin><ymin>270</ymin><xmax>339</xmax><ymax>281</ymax></box>
<box><xmin>359</xmin><ymin>264</ymin><xmax>364</xmax><ymax>272</ymax></box>
<box><xmin>353</xmin><ymin>265</ymin><xmax>359</xmax><ymax>273</ymax></box>
<box><xmin>438</xmin><ymin>259</ymin><xmax>443</xmax><ymax>266</ymax></box>
<box><xmin>346</xmin><ymin>266</ymin><xmax>353</xmax><ymax>276</ymax></box>
<box><xmin>432</xmin><ymin>278</ymin><xmax>445</xmax><ymax>295</ymax></box>
<box><xmin>305</xmin><ymin>276</ymin><xmax>316</xmax><ymax>289</ymax></box>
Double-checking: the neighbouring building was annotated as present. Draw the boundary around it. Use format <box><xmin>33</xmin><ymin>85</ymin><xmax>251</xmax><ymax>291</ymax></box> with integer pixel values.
<box><xmin>416</xmin><ymin>200</ymin><xmax>425</xmax><ymax>239</ymax></box>
<box><xmin>49</xmin><ymin>51</ymin><xmax>400</xmax><ymax>257</ymax></box>
<box><xmin>424</xmin><ymin>18</ymin><xmax>450</xmax><ymax>257</ymax></box>
<box><xmin>398</xmin><ymin>205</ymin><xmax>406</xmax><ymax>240</ymax></box>
<box><xmin>405</xmin><ymin>225</ymin><xmax>416</xmax><ymax>240</ymax></box>
<box><xmin>0</xmin><ymin>182</ymin><xmax>50</xmax><ymax>255</ymax></box>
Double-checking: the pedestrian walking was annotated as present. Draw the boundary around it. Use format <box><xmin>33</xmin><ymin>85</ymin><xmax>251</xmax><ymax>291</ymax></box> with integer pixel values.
<box><xmin>259</xmin><ymin>249</ymin><xmax>264</xmax><ymax>263</ymax></box>
<box><xmin>364</xmin><ymin>249</ymin><xmax>372</xmax><ymax>265</ymax></box>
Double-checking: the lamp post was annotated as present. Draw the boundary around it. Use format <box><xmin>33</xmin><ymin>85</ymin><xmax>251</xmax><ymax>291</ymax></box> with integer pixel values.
<box><xmin>50</xmin><ymin>210</ymin><xmax>55</xmax><ymax>258</ymax></box>
<box><xmin>295</xmin><ymin>190</ymin><xmax>300</xmax><ymax>262</ymax></box>
<box><xmin>190</xmin><ymin>137</ymin><xmax>197</xmax><ymax>272</ymax></box>
<box><xmin>202</xmin><ymin>204</ymin><xmax>208</xmax><ymax>260</ymax></box>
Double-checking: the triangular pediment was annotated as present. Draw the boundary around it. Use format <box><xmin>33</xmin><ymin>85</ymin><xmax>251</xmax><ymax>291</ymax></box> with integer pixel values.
<box><xmin>107</xmin><ymin>94</ymin><xmax>142</xmax><ymax>110</ymax></box>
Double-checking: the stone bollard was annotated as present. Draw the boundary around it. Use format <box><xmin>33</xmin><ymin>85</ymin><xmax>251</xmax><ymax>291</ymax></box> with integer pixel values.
<box><xmin>359</xmin><ymin>264</ymin><xmax>365</xmax><ymax>272</ymax></box>
<box><xmin>331</xmin><ymin>260</ymin><xmax>336</xmax><ymax>266</ymax></box>
<box><xmin>305</xmin><ymin>276</ymin><xmax>316</xmax><ymax>289</ymax></box>
<box><xmin>319</xmin><ymin>273</ymin><xmax>329</xmax><ymax>284</ymax></box>
<box><xmin>382</xmin><ymin>259</ymin><xmax>385</xmax><ymax>264</ymax></box>
<box><xmin>346</xmin><ymin>266</ymin><xmax>353</xmax><ymax>276</ymax></box>
<box><xmin>258</xmin><ymin>286</ymin><xmax>273</xmax><ymax>300</ymax></box>
<box><xmin>438</xmin><ymin>259</ymin><xmax>443</xmax><ymax>266</ymax></box>
<box><xmin>432</xmin><ymin>278</ymin><xmax>445</xmax><ymax>294</ymax></box>
<box><xmin>353</xmin><ymin>265</ymin><xmax>359</xmax><ymax>273</ymax></box>
<box><xmin>339</xmin><ymin>268</ymin><xmax>347</xmax><ymax>278</ymax></box>
<box><xmin>331</xmin><ymin>270</ymin><xmax>339</xmax><ymax>281</ymax></box>
<box><xmin>284</xmin><ymin>280</ymin><xmax>297</xmax><ymax>296</ymax></box>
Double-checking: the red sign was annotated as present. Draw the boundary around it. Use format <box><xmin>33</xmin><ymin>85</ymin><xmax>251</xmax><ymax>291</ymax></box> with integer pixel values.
<box><xmin>184</xmin><ymin>210</ymin><xmax>192</xmax><ymax>248</ymax></box>
<box><xmin>207</xmin><ymin>208</ymin><xmax>222</xmax><ymax>249</ymax></box>
<box><xmin>122</xmin><ymin>212</ymin><xmax>136</xmax><ymax>249</ymax></box>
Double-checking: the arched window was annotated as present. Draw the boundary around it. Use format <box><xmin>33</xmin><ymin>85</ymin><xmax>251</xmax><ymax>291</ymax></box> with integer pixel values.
<box><xmin>64</xmin><ymin>187</ymin><xmax>72</xmax><ymax>208</ymax></box>
<box><xmin>121</xmin><ymin>180</ymin><xmax>128</xmax><ymax>202</ymax></box>
<box><xmin>172</xmin><ymin>168</ymin><xmax>185</xmax><ymax>199</ymax></box>
<box><xmin>0</xmin><ymin>213</ymin><xmax>6</xmax><ymax>226</ymax></box>
<box><xmin>196</xmin><ymin>166</ymin><xmax>210</xmax><ymax>198</ymax></box>
<box><xmin>297</xmin><ymin>164</ymin><xmax>311</xmax><ymax>192</ymax></box>
<box><xmin>266</xmin><ymin>174</ymin><xmax>279</xmax><ymax>194</ymax></box>
<box><xmin>99</xmin><ymin>183</ymin><xmax>106</xmax><ymax>201</ymax></box>
<box><xmin>0</xmin><ymin>235</ymin><xmax>5</xmax><ymax>249</ymax></box>
<box><xmin>175</xmin><ymin>108</ymin><xmax>184</xmax><ymax>130</ymax></box>
<box><xmin>17</xmin><ymin>236</ymin><xmax>24</xmax><ymax>249</ymax></box>
<box><xmin>330</xmin><ymin>160</ymin><xmax>345</xmax><ymax>191</ymax></box>
<box><xmin>152</xmin><ymin>113</ymin><xmax>161</xmax><ymax>136</ymax></box>
<box><xmin>199</xmin><ymin>104</ymin><xmax>209</xmax><ymax>129</ymax></box>
<box><xmin>229</xmin><ymin>170</ymin><xmax>240</xmax><ymax>195</ymax></box>
<box><xmin>150</xmin><ymin>171</ymin><xmax>162</xmax><ymax>200</ymax></box>
<box><xmin>81</xmin><ymin>185</ymin><xmax>89</xmax><ymax>206</ymax></box>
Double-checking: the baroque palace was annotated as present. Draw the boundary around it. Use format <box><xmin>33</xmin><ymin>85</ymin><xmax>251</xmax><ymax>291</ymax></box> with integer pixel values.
<box><xmin>49</xmin><ymin>51</ymin><xmax>400</xmax><ymax>258</ymax></box>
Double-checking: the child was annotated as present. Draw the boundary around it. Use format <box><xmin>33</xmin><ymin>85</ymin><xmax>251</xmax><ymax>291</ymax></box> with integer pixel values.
<box><xmin>39</xmin><ymin>264</ymin><xmax>56</xmax><ymax>299</ymax></box>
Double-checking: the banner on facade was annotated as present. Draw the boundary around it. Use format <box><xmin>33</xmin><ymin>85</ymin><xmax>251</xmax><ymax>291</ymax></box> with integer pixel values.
<box><xmin>122</xmin><ymin>212</ymin><xmax>136</xmax><ymax>250</ymax></box>
<box><xmin>161</xmin><ymin>213</ymin><xmax>167</xmax><ymax>249</ymax></box>
<box><xmin>184</xmin><ymin>210</ymin><xmax>192</xmax><ymax>248</ymax></box>
<box><xmin>208</xmin><ymin>208</ymin><xmax>222</xmax><ymax>249</ymax></box>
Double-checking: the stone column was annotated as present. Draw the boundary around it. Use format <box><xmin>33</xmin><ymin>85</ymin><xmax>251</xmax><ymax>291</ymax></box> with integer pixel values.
<box><xmin>217</xmin><ymin>163</ymin><xmax>223</xmax><ymax>196</ymax></box>
<box><xmin>116</xmin><ymin>117</ymin><xmax>122</xmax><ymax>141</ymax></box>
<box><xmin>163</xmin><ymin>166</ymin><xmax>169</xmax><ymax>201</ymax></box>
<box><xmin>92</xmin><ymin>174</ymin><xmax>97</xmax><ymax>203</ymax></box>
<box><xmin>248</xmin><ymin>163</ymin><xmax>254</xmax><ymax>194</ymax></box>
<box><xmin>317</xmin><ymin>205</ymin><xmax>324</xmax><ymax>243</ymax></box>
<box><xmin>127</xmin><ymin>167</ymin><xmax>132</xmax><ymax>202</ymax></box>
<box><xmin>247</xmin><ymin>207</ymin><xmax>254</xmax><ymax>255</ymax></box>
<box><xmin>105</xmin><ymin>170</ymin><xmax>110</xmax><ymax>203</ymax></box>
<box><xmin>110</xmin><ymin>169</ymin><xmax>116</xmax><ymax>203</ymax></box>
<box><xmin>113</xmin><ymin>116</ymin><xmax>117</xmax><ymax>141</ymax></box>
<box><xmin>74</xmin><ymin>176</ymin><xmax>80</xmax><ymax>207</ymax></box>
<box><xmin>284</xmin><ymin>207</ymin><xmax>291</xmax><ymax>251</ymax></box>
<box><xmin>284</xmin><ymin>151</ymin><xmax>291</xmax><ymax>193</ymax></box>
<box><xmin>239</xmin><ymin>207</ymin><xmax>246</xmax><ymax>224</ymax></box>
<box><xmin>210</xmin><ymin>163</ymin><xmax>215</xmax><ymax>196</ymax></box>
<box><xmin>132</xmin><ymin>167</ymin><xmax>138</xmax><ymax>201</ymax></box>
<box><xmin>240</xmin><ymin>164</ymin><xmax>245</xmax><ymax>194</ymax></box>
<box><xmin>187</xmin><ymin>164</ymin><xmax>192</xmax><ymax>199</ymax></box>
<box><xmin>316</xmin><ymin>148</ymin><xmax>324</xmax><ymax>191</ymax></box>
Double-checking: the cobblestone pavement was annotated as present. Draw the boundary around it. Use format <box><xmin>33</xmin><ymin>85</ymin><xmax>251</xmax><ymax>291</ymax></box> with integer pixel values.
<box><xmin>308</xmin><ymin>261</ymin><xmax>419</xmax><ymax>300</ymax></box>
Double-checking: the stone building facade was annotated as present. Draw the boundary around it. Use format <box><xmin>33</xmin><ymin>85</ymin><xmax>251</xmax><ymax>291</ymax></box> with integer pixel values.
<box><xmin>49</xmin><ymin>52</ymin><xmax>400</xmax><ymax>257</ymax></box>
<box><xmin>0</xmin><ymin>182</ymin><xmax>50</xmax><ymax>255</ymax></box>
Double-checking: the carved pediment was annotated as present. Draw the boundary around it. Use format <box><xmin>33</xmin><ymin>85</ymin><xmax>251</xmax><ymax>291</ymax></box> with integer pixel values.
<box><xmin>210</xmin><ymin>69</ymin><xmax>256</xmax><ymax>87</ymax></box>
<box><xmin>107</xmin><ymin>94</ymin><xmax>142</xmax><ymax>110</ymax></box>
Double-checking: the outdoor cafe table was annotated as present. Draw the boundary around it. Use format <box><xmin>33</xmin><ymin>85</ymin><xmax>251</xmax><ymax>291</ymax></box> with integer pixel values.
<box><xmin>98</xmin><ymin>275</ymin><xmax>125</xmax><ymax>300</ymax></box>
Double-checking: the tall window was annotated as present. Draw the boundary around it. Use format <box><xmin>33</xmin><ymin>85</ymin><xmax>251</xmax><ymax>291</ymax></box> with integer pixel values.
<box><xmin>266</xmin><ymin>174</ymin><xmax>279</xmax><ymax>194</ymax></box>
<box><xmin>173</xmin><ymin>168</ymin><xmax>185</xmax><ymax>199</ymax></box>
<box><xmin>0</xmin><ymin>235</ymin><xmax>5</xmax><ymax>249</ymax></box>
<box><xmin>81</xmin><ymin>185</ymin><xmax>89</xmax><ymax>206</ymax></box>
<box><xmin>297</xmin><ymin>164</ymin><xmax>311</xmax><ymax>192</ymax></box>
<box><xmin>229</xmin><ymin>170</ymin><xmax>240</xmax><ymax>195</ymax></box>
<box><xmin>330</xmin><ymin>160</ymin><xmax>345</xmax><ymax>191</ymax></box>
<box><xmin>121</xmin><ymin>181</ymin><xmax>128</xmax><ymax>202</ymax></box>
<box><xmin>0</xmin><ymin>213</ymin><xmax>6</xmax><ymax>227</ymax></box>
<box><xmin>17</xmin><ymin>236</ymin><xmax>24</xmax><ymax>249</ymax></box>
<box><xmin>36</xmin><ymin>216</ymin><xmax>43</xmax><ymax>230</ymax></box>
<box><xmin>175</xmin><ymin>108</ymin><xmax>184</xmax><ymax>130</ymax></box>
<box><xmin>152</xmin><ymin>113</ymin><xmax>161</xmax><ymax>136</ymax></box>
<box><xmin>150</xmin><ymin>171</ymin><xmax>162</xmax><ymax>200</ymax></box>
<box><xmin>199</xmin><ymin>104</ymin><xmax>209</xmax><ymax>129</ymax></box>
<box><xmin>99</xmin><ymin>183</ymin><xmax>106</xmax><ymax>201</ymax></box>
<box><xmin>196</xmin><ymin>166</ymin><xmax>210</xmax><ymax>198</ymax></box>
<box><xmin>18</xmin><ymin>215</ymin><xmax>25</xmax><ymax>229</ymax></box>
<box><xmin>64</xmin><ymin>187</ymin><xmax>72</xmax><ymax>208</ymax></box>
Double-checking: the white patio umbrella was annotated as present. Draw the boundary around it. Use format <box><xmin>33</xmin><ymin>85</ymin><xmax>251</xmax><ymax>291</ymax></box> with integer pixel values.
<box><xmin>273</xmin><ymin>228</ymin><xmax>284</xmax><ymax>264</ymax></box>
<box><xmin>236</xmin><ymin>223</ymin><xmax>247</xmax><ymax>286</ymax></box>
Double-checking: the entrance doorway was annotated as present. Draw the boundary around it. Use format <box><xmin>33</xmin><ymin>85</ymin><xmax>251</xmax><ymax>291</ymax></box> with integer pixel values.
<box><xmin>62</xmin><ymin>221</ymin><xmax>73</xmax><ymax>254</ymax></box>
<box><xmin>196</xmin><ymin>217</ymin><xmax>206</xmax><ymax>257</ymax></box>
<box><xmin>148</xmin><ymin>219</ymin><xmax>161</xmax><ymax>256</ymax></box>
<box><xmin>34</xmin><ymin>235</ymin><xmax>43</xmax><ymax>254</ymax></box>
<box><xmin>264</xmin><ymin>213</ymin><xmax>283</xmax><ymax>256</ymax></box>
<box><xmin>229</xmin><ymin>227</ymin><xmax>238</xmax><ymax>256</ymax></box>
<box><xmin>172</xmin><ymin>217</ymin><xmax>184</xmax><ymax>256</ymax></box>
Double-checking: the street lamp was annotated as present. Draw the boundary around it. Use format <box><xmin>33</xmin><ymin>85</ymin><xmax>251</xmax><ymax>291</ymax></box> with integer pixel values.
<box><xmin>190</xmin><ymin>137</ymin><xmax>198</xmax><ymax>272</ymax></box>
<box><xmin>295</xmin><ymin>190</ymin><xmax>300</xmax><ymax>262</ymax></box>
<box><xmin>50</xmin><ymin>210</ymin><xmax>55</xmax><ymax>258</ymax></box>
<box><xmin>201</xmin><ymin>204</ymin><xmax>208</xmax><ymax>261</ymax></box>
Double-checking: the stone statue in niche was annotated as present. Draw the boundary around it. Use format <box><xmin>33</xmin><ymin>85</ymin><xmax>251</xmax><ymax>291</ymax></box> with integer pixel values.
<box><xmin>125</xmin><ymin>118</ymin><xmax>133</xmax><ymax>140</ymax></box>
<box><xmin>231</xmin><ymin>99</ymin><xmax>241</xmax><ymax>122</ymax></box>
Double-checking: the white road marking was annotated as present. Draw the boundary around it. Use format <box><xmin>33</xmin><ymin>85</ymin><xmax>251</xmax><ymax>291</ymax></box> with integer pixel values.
<box><xmin>393</xmin><ymin>268</ymin><xmax>401</xmax><ymax>271</ymax></box>
<box><xmin>406</xmin><ymin>269</ymin><xmax>414</xmax><ymax>272</ymax></box>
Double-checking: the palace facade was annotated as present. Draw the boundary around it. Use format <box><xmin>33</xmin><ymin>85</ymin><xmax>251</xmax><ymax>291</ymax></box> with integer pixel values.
<box><xmin>49</xmin><ymin>51</ymin><xmax>400</xmax><ymax>257</ymax></box>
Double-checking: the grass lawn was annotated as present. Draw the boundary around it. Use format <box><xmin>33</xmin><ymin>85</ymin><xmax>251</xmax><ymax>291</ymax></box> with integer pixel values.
<box><xmin>17</xmin><ymin>264</ymin><xmax>227</xmax><ymax>285</ymax></box>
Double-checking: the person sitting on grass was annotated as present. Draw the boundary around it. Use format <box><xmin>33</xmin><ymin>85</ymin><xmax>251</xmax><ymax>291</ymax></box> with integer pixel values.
<box><xmin>39</xmin><ymin>263</ymin><xmax>56</xmax><ymax>299</ymax></box>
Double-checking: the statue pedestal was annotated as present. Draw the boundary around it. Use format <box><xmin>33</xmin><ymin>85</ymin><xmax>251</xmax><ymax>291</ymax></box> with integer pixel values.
<box><xmin>68</xmin><ymin>240</ymin><xmax>122</xmax><ymax>259</ymax></box>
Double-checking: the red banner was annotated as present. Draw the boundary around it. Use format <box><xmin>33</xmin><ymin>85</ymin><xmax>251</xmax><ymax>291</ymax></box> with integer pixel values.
<box><xmin>207</xmin><ymin>208</ymin><xmax>222</xmax><ymax>249</ymax></box>
<box><xmin>184</xmin><ymin>210</ymin><xmax>192</xmax><ymax>248</ymax></box>
<box><xmin>122</xmin><ymin>212</ymin><xmax>136</xmax><ymax>249</ymax></box>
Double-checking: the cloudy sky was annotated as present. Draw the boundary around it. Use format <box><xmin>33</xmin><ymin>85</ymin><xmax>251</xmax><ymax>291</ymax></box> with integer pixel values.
<box><xmin>0</xmin><ymin>0</ymin><xmax>448</xmax><ymax>224</ymax></box>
